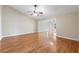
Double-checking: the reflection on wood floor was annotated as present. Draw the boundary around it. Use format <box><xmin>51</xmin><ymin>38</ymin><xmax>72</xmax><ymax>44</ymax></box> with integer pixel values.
<box><xmin>0</xmin><ymin>32</ymin><xmax>79</xmax><ymax>53</ymax></box>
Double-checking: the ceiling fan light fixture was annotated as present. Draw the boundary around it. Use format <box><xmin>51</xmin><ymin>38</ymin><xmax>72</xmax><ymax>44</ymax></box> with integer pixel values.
<box><xmin>34</xmin><ymin>5</ymin><xmax>37</xmax><ymax>8</ymax></box>
<box><xmin>31</xmin><ymin>5</ymin><xmax>43</xmax><ymax>16</ymax></box>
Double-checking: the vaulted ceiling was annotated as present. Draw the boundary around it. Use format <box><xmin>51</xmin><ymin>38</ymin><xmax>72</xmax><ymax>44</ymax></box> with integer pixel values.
<box><xmin>10</xmin><ymin>5</ymin><xmax>79</xmax><ymax>20</ymax></box>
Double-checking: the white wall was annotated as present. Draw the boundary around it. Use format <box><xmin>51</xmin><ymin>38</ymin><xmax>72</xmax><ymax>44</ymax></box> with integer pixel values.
<box><xmin>38</xmin><ymin>20</ymin><xmax>49</xmax><ymax>32</ymax></box>
<box><xmin>38</xmin><ymin>11</ymin><xmax>79</xmax><ymax>40</ymax></box>
<box><xmin>38</xmin><ymin>19</ymin><xmax>56</xmax><ymax>33</ymax></box>
<box><xmin>2</xmin><ymin>6</ymin><xmax>36</xmax><ymax>37</ymax></box>
<box><xmin>0</xmin><ymin>6</ymin><xmax>2</xmax><ymax>40</ymax></box>
<box><xmin>56</xmin><ymin>11</ymin><xmax>79</xmax><ymax>39</ymax></box>
<box><xmin>76</xmin><ymin>11</ymin><xmax>79</xmax><ymax>39</ymax></box>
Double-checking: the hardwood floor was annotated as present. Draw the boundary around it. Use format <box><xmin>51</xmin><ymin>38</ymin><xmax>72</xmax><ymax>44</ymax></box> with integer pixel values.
<box><xmin>56</xmin><ymin>37</ymin><xmax>79</xmax><ymax>53</ymax></box>
<box><xmin>0</xmin><ymin>32</ymin><xmax>79</xmax><ymax>53</ymax></box>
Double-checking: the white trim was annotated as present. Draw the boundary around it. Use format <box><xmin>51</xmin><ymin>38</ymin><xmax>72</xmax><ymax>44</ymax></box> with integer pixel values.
<box><xmin>2</xmin><ymin>32</ymin><xmax>35</xmax><ymax>38</ymax></box>
<box><xmin>57</xmin><ymin>35</ymin><xmax>79</xmax><ymax>41</ymax></box>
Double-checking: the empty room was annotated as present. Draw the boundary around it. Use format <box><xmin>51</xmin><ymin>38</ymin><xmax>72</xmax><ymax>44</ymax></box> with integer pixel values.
<box><xmin>0</xmin><ymin>5</ymin><xmax>79</xmax><ymax>53</ymax></box>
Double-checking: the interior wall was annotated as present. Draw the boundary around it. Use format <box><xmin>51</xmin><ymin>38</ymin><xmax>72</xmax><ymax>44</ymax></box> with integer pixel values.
<box><xmin>76</xmin><ymin>11</ymin><xmax>79</xmax><ymax>39</ymax></box>
<box><xmin>38</xmin><ymin>20</ymin><xmax>49</xmax><ymax>32</ymax></box>
<box><xmin>0</xmin><ymin>6</ymin><xmax>2</xmax><ymax>40</ymax></box>
<box><xmin>2</xmin><ymin>6</ymin><xmax>36</xmax><ymax>37</ymax></box>
<box><xmin>38</xmin><ymin>19</ymin><xmax>56</xmax><ymax>33</ymax></box>
<box><xmin>38</xmin><ymin>11</ymin><xmax>79</xmax><ymax>40</ymax></box>
<box><xmin>56</xmin><ymin>11</ymin><xmax>79</xmax><ymax>39</ymax></box>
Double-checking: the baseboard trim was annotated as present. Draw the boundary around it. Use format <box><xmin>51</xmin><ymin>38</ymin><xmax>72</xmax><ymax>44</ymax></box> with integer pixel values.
<box><xmin>2</xmin><ymin>33</ymin><xmax>79</xmax><ymax>42</ymax></box>
<box><xmin>2</xmin><ymin>32</ymin><xmax>37</xmax><ymax>38</ymax></box>
<box><xmin>57</xmin><ymin>35</ymin><xmax>79</xmax><ymax>41</ymax></box>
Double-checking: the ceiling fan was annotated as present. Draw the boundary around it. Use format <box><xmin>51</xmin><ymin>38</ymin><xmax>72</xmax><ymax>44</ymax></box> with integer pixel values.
<box><xmin>27</xmin><ymin>5</ymin><xmax>43</xmax><ymax>16</ymax></box>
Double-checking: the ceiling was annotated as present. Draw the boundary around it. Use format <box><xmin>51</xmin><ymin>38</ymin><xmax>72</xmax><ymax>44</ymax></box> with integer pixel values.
<box><xmin>10</xmin><ymin>5</ymin><xmax>79</xmax><ymax>20</ymax></box>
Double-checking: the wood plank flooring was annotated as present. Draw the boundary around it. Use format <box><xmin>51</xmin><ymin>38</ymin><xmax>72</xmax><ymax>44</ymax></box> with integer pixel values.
<box><xmin>56</xmin><ymin>37</ymin><xmax>79</xmax><ymax>53</ymax></box>
<box><xmin>0</xmin><ymin>32</ymin><xmax>79</xmax><ymax>53</ymax></box>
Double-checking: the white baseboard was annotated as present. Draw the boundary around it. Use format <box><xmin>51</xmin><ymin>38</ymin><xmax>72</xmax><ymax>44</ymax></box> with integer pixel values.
<box><xmin>2</xmin><ymin>32</ymin><xmax>35</xmax><ymax>38</ymax></box>
<box><xmin>57</xmin><ymin>35</ymin><xmax>79</xmax><ymax>41</ymax></box>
